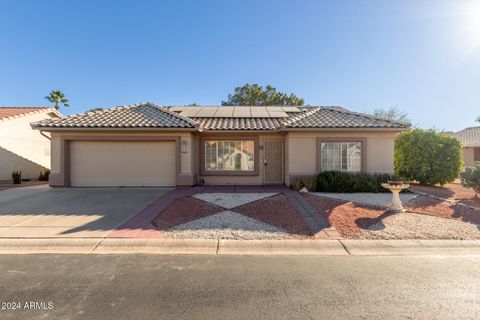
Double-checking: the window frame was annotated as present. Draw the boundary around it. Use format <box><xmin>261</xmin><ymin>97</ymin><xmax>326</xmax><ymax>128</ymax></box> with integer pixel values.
<box><xmin>200</xmin><ymin>136</ymin><xmax>259</xmax><ymax>176</ymax></box>
<box><xmin>316</xmin><ymin>138</ymin><xmax>366</xmax><ymax>173</ymax></box>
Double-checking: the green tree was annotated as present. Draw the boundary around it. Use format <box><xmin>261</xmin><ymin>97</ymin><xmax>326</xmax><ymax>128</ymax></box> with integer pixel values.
<box><xmin>221</xmin><ymin>83</ymin><xmax>304</xmax><ymax>106</ymax></box>
<box><xmin>394</xmin><ymin>129</ymin><xmax>462</xmax><ymax>186</ymax></box>
<box><xmin>45</xmin><ymin>90</ymin><xmax>69</xmax><ymax>111</ymax></box>
<box><xmin>371</xmin><ymin>107</ymin><xmax>410</xmax><ymax>123</ymax></box>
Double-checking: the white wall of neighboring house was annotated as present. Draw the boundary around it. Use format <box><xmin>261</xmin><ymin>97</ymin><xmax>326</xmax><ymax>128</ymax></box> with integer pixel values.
<box><xmin>0</xmin><ymin>111</ymin><xmax>57</xmax><ymax>181</ymax></box>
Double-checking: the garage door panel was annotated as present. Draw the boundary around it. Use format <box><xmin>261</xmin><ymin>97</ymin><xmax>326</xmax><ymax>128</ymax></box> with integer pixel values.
<box><xmin>70</xmin><ymin>141</ymin><xmax>176</xmax><ymax>187</ymax></box>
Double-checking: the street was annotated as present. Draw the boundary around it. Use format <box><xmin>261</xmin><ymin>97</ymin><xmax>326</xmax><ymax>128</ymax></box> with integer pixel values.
<box><xmin>0</xmin><ymin>254</ymin><xmax>479</xmax><ymax>320</ymax></box>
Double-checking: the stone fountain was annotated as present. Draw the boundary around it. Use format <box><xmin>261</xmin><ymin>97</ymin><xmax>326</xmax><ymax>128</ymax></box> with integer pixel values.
<box><xmin>381</xmin><ymin>181</ymin><xmax>410</xmax><ymax>212</ymax></box>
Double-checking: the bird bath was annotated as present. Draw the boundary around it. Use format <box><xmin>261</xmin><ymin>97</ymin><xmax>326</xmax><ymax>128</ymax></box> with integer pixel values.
<box><xmin>381</xmin><ymin>181</ymin><xmax>410</xmax><ymax>212</ymax></box>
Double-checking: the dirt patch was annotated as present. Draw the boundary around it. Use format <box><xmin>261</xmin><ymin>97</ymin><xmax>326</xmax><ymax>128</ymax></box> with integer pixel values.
<box><xmin>410</xmin><ymin>183</ymin><xmax>480</xmax><ymax>208</ymax></box>
<box><xmin>405</xmin><ymin>196</ymin><xmax>480</xmax><ymax>225</ymax></box>
<box><xmin>303</xmin><ymin>194</ymin><xmax>386</xmax><ymax>238</ymax></box>
<box><xmin>235</xmin><ymin>194</ymin><xmax>311</xmax><ymax>236</ymax></box>
<box><xmin>152</xmin><ymin>196</ymin><xmax>224</xmax><ymax>230</ymax></box>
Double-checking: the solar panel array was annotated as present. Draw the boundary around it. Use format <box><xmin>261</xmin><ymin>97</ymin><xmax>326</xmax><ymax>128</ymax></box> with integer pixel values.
<box><xmin>170</xmin><ymin>106</ymin><xmax>301</xmax><ymax>118</ymax></box>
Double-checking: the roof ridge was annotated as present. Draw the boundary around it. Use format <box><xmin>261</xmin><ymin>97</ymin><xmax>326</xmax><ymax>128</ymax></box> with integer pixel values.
<box><xmin>322</xmin><ymin>106</ymin><xmax>411</xmax><ymax>126</ymax></box>
<box><xmin>145</xmin><ymin>102</ymin><xmax>198</xmax><ymax>126</ymax></box>
<box><xmin>282</xmin><ymin>106</ymin><xmax>321</xmax><ymax>126</ymax></box>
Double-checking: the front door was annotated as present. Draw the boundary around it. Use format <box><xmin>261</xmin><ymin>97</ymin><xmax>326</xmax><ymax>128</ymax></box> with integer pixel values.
<box><xmin>263</xmin><ymin>140</ymin><xmax>284</xmax><ymax>184</ymax></box>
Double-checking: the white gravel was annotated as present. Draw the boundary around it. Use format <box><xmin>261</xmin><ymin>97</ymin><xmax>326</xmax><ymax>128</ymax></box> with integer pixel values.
<box><xmin>162</xmin><ymin>210</ymin><xmax>299</xmax><ymax>240</ymax></box>
<box><xmin>193</xmin><ymin>193</ymin><xmax>277</xmax><ymax>209</ymax></box>
<box><xmin>312</xmin><ymin>192</ymin><xmax>418</xmax><ymax>208</ymax></box>
<box><xmin>359</xmin><ymin>212</ymin><xmax>480</xmax><ymax>240</ymax></box>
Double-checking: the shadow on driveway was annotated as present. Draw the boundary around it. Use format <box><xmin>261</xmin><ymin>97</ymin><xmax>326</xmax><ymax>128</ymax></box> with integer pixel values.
<box><xmin>0</xmin><ymin>185</ymin><xmax>171</xmax><ymax>237</ymax></box>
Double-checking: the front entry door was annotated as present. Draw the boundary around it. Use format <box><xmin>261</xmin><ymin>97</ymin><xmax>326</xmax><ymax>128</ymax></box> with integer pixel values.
<box><xmin>263</xmin><ymin>140</ymin><xmax>284</xmax><ymax>184</ymax></box>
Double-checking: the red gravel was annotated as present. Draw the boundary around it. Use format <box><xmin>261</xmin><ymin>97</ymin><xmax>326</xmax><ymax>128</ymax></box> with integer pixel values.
<box><xmin>235</xmin><ymin>194</ymin><xmax>311</xmax><ymax>235</ymax></box>
<box><xmin>405</xmin><ymin>196</ymin><xmax>480</xmax><ymax>225</ymax></box>
<box><xmin>152</xmin><ymin>196</ymin><xmax>224</xmax><ymax>230</ymax></box>
<box><xmin>304</xmin><ymin>194</ymin><xmax>387</xmax><ymax>238</ymax></box>
<box><xmin>410</xmin><ymin>183</ymin><xmax>480</xmax><ymax>208</ymax></box>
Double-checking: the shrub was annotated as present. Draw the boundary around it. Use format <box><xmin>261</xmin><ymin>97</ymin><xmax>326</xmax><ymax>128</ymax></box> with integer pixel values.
<box><xmin>12</xmin><ymin>171</ymin><xmax>21</xmax><ymax>184</ymax></box>
<box><xmin>38</xmin><ymin>169</ymin><xmax>51</xmax><ymax>181</ymax></box>
<box><xmin>394</xmin><ymin>129</ymin><xmax>462</xmax><ymax>186</ymax></box>
<box><xmin>460</xmin><ymin>162</ymin><xmax>480</xmax><ymax>195</ymax></box>
<box><xmin>316</xmin><ymin>171</ymin><xmax>397</xmax><ymax>193</ymax></box>
<box><xmin>291</xmin><ymin>176</ymin><xmax>317</xmax><ymax>191</ymax></box>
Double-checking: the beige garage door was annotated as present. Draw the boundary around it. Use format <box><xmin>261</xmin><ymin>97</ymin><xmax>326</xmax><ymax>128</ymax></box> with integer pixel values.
<box><xmin>70</xmin><ymin>141</ymin><xmax>176</xmax><ymax>187</ymax></box>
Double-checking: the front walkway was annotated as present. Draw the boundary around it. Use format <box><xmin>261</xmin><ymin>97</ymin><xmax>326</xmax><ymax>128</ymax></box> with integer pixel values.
<box><xmin>108</xmin><ymin>185</ymin><xmax>339</xmax><ymax>239</ymax></box>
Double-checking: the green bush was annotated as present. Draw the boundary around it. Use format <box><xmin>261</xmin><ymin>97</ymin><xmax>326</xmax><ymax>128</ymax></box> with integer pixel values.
<box><xmin>394</xmin><ymin>129</ymin><xmax>462</xmax><ymax>186</ymax></box>
<box><xmin>12</xmin><ymin>170</ymin><xmax>21</xmax><ymax>184</ymax></box>
<box><xmin>460</xmin><ymin>162</ymin><xmax>480</xmax><ymax>194</ymax></box>
<box><xmin>316</xmin><ymin>171</ymin><xmax>397</xmax><ymax>193</ymax></box>
<box><xmin>291</xmin><ymin>176</ymin><xmax>317</xmax><ymax>191</ymax></box>
<box><xmin>38</xmin><ymin>169</ymin><xmax>51</xmax><ymax>181</ymax></box>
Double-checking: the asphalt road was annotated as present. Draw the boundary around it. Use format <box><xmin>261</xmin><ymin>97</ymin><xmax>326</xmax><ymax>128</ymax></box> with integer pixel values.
<box><xmin>0</xmin><ymin>254</ymin><xmax>479</xmax><ymax>320</ymax></box>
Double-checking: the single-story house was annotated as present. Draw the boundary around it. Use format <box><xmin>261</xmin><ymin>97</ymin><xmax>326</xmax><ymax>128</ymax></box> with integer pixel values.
<box><xmin>0</xmin><ymin>107</ymin><xmax>60</xmax><ymax>181</ymax></box>
<box><xmin>455</xmin><ymin>126</ymin><xmax>480</xmax><ymax>167</ymax></box>
<box><xmin>31</xmin><ymin>103</ymin><xmax>410</xmax><ymax>187</ymax></box>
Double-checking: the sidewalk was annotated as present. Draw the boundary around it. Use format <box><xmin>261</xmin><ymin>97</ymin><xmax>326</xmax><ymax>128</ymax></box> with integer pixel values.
<box><xmin>1</xmin><ymin>238</ymin><xmax>479</xmax><ymax>256</ymax></box>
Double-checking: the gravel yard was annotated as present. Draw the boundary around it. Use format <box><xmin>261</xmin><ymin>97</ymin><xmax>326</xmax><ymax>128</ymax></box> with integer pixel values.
<box><xmin>162</xmin><ymin>211</ymin><xmax>300</xmax><ymax>240</ymax></box>
<box><xmin>304</xmin><ymin>194</ymin><xmax>480</xmax><ymax>240</ymax></box>
<box><xmin>152</xmin><ymin>193</ymin><xmax>311</xmax><ymax>240</ymax></box>
<box><xmin>360</xmin><ymin>212</ymin><xmax>480</xmax><ymax>240</ymax></box>
<box><xmin>311</xmin><ymin>192</ymin><xmax>418</xmax><ymax>208</ymax></box>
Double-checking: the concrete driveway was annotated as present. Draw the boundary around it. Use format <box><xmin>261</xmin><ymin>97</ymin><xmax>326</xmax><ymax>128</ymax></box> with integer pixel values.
<box><xmin>0</xmin><ymin>185</ymin><xmax>171</xmax><ymax>238</ymax></box>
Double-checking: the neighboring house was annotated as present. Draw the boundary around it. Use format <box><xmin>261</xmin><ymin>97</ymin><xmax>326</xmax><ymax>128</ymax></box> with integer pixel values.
<box><xmin>455</xmin><ymin>126</ymin><xmax>480</xmax><ymax>167</ymax></box>
<box><xmin>0</xmin><ymin>107</ymin><xmax>61</xmax><ymax>181</ymax></box>
<box><xmin>31</xmin><ymin>103</ymin><xmax>410</xmax><ymax>187</ymax></box>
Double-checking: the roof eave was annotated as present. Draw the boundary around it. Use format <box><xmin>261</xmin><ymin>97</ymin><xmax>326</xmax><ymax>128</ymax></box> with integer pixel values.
<box><xmin>31</xmin><ymin>126</ymin><xmax>199</xmax><ymax>132</ymax></box>
<box><xmin>281</xmin><ymin>127</ymin><xmax>410</xmax><ymax>132</ymax></box>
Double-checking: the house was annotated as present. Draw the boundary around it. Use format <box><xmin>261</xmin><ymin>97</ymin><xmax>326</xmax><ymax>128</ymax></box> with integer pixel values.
<box><xmin>31</xmin><ymin>102</ymin><xmax>410</xmax><ymax>187</ymax></box>
<box><xmin>455</xmin><ymin>126</ymin><xmax>480</xmax><ymax>167</ymax></box>
<box><xmin>0</xmin><ymin>107</ymin><xmax>61</xmax><ymax>181</ymax></box>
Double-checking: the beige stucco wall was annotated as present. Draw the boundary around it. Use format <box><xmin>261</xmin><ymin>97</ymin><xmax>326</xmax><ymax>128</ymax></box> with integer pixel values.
<box><xmin>0</xmin><ymin>112</ymin><xmax>54</xmax><ymax>180</ymax></box>
<box><xmin>462</xmin><ymin>147</ymin><xmax>475</xmax><ymax>167</ymax></box>
<box><xmin>198</xmin><ymin>134</ymin><xmax>284</xmax><ymax>185</ymax></box>
<box><xmin>48</xmin><ymin>131</ymin><xmax>195</xmax><ymax>186</ymax></box>
<box><xmin>285</xmin><ymin>131</ymin><xmax>400</xmax><ymax>185</ymax></box>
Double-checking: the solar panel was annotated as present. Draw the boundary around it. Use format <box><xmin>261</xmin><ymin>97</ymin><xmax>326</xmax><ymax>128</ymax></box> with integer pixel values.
<box><xmin>195</xmin><ymin>107</ymin><xmax>218</xmax><ymax>117</ymax></box>
<box><xmin>282</xmin><ymin>106</ymin><xmax>301</xmax><ymax>112</ymax></box>
<box><xmin>179</xmin><ymin>107</ymin><xmax>202</xmax><ymax>117</ymax></box>
<box><xmin>213</xmin><ymin>107</ymin><xmax>234</xmax><ymax>117</ymax></box>
<box><xmin>233</xmin><ymin>107</ymin><xmax>251</xmax><ymax>117</ymax></box>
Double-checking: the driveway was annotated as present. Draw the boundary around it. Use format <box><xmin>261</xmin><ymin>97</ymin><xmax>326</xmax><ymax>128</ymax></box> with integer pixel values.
<box><xmin>0</xmin><ymin>185</ymin><xmax>171</xmax><ymax>238</ymax></box>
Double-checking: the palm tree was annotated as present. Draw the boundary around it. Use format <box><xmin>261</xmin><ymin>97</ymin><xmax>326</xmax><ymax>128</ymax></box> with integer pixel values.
<box><xmin>45</xmin><ymin>90</ymin><xmax>69</xmax><ymax>110</ymax></box>
<box><xmin>477</xmin><ymin>116</ymin><xmax>480</xmax><ymax>123</ymax></box>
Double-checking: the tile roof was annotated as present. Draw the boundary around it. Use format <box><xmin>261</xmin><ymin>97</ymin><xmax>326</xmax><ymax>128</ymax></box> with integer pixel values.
<box><xmin>193</xmin><ymin>117</ymin><xmax>284</xmax><ymax>131</ymax></box>
<box><xmin>455</xmin><ymin>126</ymin><xmax>480</xmax><ymax>147</ymax></box>
<box><xmin>31</xmin><ymin>103</ymin><xmax>410</xmax><ymax>131</ymax></box>
<box><xmin>0</xmin><ymin>107</ymin><xmax>51</xmax><ymax>121</ymax></box>
<box><xmin>283</xmin><ymin>107</ymin><xmax>410</xmax><ymax>129</ymax></box>
<box><xmin>32</xmin><ymin>103</ymin><xmax>197</xmax><ymax>129</ymax></box>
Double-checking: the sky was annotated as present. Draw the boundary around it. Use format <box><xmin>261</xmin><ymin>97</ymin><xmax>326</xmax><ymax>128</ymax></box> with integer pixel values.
<box><xmin>0</xmin><ymin>0</ymin><xmax>479</xmax><ymax>131</ymax></box>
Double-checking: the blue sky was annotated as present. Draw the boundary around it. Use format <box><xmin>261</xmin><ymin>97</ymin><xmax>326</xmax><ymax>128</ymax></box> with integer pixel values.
<box><xmin>1</xmin><ymin>0</ymin><xmax>479</xmax><ymax>131</ymax></box>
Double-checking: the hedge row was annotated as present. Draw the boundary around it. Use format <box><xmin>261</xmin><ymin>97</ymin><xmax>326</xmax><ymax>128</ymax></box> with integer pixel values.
<box><xmin>292</xmin><ymin>171</ymin><xmax>398</xmax><ymax>193</ymax></box>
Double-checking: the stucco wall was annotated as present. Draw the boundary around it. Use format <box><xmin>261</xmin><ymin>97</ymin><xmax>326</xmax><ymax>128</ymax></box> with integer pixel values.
<box><xmin>48</xmin><ymin>131</ymin><xmax>195</xmax><ymax>186</ymax></box>
<box><xmin>0</xmin><ymin>112</ymin><xmax>53</xmax><ymax>180</ymax></box>
<box><xmin>286</xmin><ymin>131</ymin><xmax>400</xmax><ymax>185</ymax></box>
<box><xmin>198</xmin><ymin>134</ymin><xmax>284</xmax><ymax>185</ymax></box>
<box><xmin>462</xmin><ymin>147</ymin><xmax>475</xmax><ymax>167</ymax></box>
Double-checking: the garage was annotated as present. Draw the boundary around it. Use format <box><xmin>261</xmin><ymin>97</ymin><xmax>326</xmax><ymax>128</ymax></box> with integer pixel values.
<box><xmin>69</xmin><ymin>141</ymin><xmax>176</xmax><ymax>187</ymax></box>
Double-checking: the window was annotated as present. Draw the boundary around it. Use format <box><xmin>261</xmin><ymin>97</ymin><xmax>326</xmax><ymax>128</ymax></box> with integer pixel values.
<box><xmin>321</xmin><ymin>142</ymin><xmax>362</xmax><ymax>172</ymax></box>
<box><xmin>205</xmin><ymin>140</ymin><xmax>255</xmax><ymax>171</ymax></box>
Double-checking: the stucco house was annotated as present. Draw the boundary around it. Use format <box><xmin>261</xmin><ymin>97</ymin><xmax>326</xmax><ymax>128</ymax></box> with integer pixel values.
<box><xmin>31</xmin><ymin>103</ymin><xmax>410</xmax><ymax>187</ymax></box>
<box><xmin>0</xmin><ymin>107</ymin><xmax>61</xmax><ymax>181</ymax></box>
<box><xmin>455</xmin><ymin>126</ymin><xmax>480</xmax><ymax>167</ymax></box>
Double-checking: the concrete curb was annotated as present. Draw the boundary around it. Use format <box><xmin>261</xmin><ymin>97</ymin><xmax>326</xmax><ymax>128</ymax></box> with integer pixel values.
<box><xmin>218</xmin><ymin>240</ymin><xmax>348</xmax><ymax>255</ymax></box>
<box><xmin>95</xmin><ymin>239</ymin><xmax>218</xmax><ymax>255</ymax></box>
<box><xmin>0</xmin><ymin>238</ymin><xmax>480</xmax><ymax>256</ymax></box>
<box><xmin>0</xmin><ymin>238</ymin><xmax>102</xmax><ymax>254</ymax></box>
<box><xmin>340</xmin><ymin>240</ymin><xmax>480</xmax><ymax>256</ymax></box>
